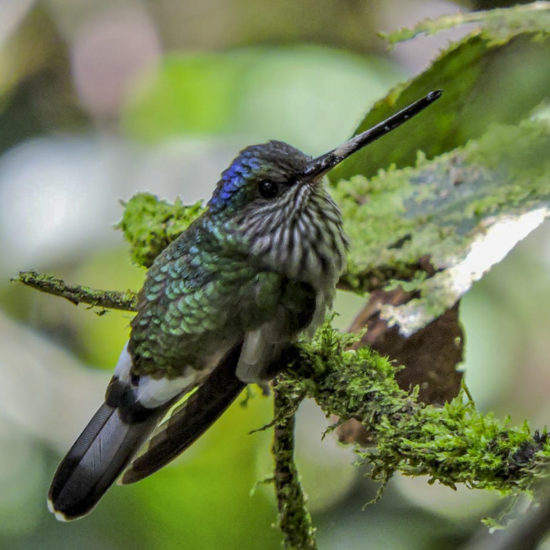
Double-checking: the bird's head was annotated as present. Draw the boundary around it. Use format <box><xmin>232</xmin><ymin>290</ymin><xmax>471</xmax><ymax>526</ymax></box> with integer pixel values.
<box><xmin>208</xmin><ymin>140</ymin><xmax>312</xmax><ymax>216</ymax></box>
<box><xmin>206</xmin><ymin>90</ymin><xmax>442</xmax><ymax>283</ymax></box>
<box><xmin>208</xmin><ymin>90</ymin><xmax>442</xmax><ymax>220</ymax></box>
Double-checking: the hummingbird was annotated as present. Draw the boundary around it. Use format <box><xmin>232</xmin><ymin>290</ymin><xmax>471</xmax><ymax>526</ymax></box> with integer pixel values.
<box><xmin>48</xmin><ymin>90</ymin><xmax>442</xmax><ymax>521</ymax></box>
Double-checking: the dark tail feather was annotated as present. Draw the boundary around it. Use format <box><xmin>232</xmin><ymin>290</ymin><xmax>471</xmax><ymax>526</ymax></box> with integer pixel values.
<box><xmin>120</xmin><ymin>346</ymin><xmax>245</xmax><ymax>485</ymax></box>
<box><xmin>48</xmin><ymin>402</ymin><xmax>161</xmax><ymax>521</ymax></box>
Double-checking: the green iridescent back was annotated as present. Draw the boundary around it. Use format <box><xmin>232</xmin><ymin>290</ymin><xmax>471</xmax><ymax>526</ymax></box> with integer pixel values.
<box><xmin>130</xmin><ymin>223</ymin><xmax>275</xmax><ymax>377</ymax></box>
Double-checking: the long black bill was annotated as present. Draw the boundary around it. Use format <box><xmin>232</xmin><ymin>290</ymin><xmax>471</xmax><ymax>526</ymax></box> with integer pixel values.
<box><xmin>303</xmin><ymin>90</ymin><xmax>442</xmax><ymax>179</ymax></box>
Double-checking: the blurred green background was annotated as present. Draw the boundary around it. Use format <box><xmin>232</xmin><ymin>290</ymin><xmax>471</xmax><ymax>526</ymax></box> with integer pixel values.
<box><xmin>2</xmin><ymin>1</ymin><xmax>550</xmax><ymax>549</ymax></box>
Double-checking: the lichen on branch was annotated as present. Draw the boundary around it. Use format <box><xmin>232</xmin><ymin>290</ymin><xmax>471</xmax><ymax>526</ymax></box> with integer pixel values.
<box><xmin>272</xmin><ymin>381</ymin><xmax>317</xmax><ymax>550</ymax></box>
<box><xmin>15</xmin><ymin>271</ymin><xmax>137</xmax><ymax>311</ymax></box>
<box><xmin>282</xmin><ymin>325</ymin><xmax>550</xmax><ymax>496</ymax></box>
<box><xmin>116</xmin><ymin>192</ymin><xmax>205</xmax><ymax>268</ymax></box>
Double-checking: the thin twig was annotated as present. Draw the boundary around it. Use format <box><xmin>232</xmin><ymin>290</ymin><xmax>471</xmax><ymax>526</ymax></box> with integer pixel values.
<box><xmin>272</xmin><ymin>379</ymin><xmax>317</xmax><ymax>550</ymax></box>
<box><xmin>14</xmin><ymin>271</ymin><xmax>138</xmax><ymax>311</ymax></box>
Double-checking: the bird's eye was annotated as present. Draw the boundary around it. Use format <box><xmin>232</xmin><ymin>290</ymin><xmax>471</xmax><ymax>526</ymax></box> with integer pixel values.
<box><xmin>258</xmin><ymin>180</ymin><xmax>279</xmax><ymax>199</ymax></box>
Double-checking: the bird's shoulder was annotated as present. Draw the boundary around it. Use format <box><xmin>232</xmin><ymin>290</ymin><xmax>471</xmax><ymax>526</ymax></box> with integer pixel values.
<box><xmin>128</xmin><ymin>221</ymin><xmax>293</xmax><ymax>376</ymax></box>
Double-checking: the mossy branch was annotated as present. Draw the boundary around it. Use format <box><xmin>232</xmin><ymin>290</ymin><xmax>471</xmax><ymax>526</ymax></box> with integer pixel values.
<box><xmin>116</xmin><ymin>193</ymin><xmax>205</xmax><ymax>268</ymax></box>
<box><xmin>280</xmin><ymin>326</ymin><xmax>550</xmax><ymax>496</ymax></box>
<box><xmin>15</xmin><ymin>271</ymin><xmax>137</xmax><ymax>311</ymax></box>
<box><xmin>272</xmin><ymin>381</ymin><xmax>317</xmax><ymax>550</ymax></box>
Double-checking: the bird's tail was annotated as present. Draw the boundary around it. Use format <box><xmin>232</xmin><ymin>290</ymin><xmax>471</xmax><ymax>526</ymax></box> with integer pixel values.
<box><xmin>120</xmin><ymin>345</ymin><xmax>246</xmax><ymax>485</ymax></box>
<box><xmin>47</xmin><ymin>400</ymin><xmax>164</xmax><ymax>521</ymax></box>
<box><xmin>48</xmin><ymin>343</ymin><xmax>246</xmax><ymax>520</ymax></box>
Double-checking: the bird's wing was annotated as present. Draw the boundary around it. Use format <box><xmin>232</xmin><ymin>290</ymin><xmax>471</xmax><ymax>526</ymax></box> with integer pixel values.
<box><xmin>120</xmin><ymin>280</ymin><xmax>318</xmax><ymax>484</ymax></box>
<box><xmin>48</xmin><ymin>266</ymin><xmax>288</xmax><ymax>516</ymax></box>
<box><xmin>236</xmin><ymin>279</ymin><xmax>318</xmax><ymax>383</ymax></box>
<box><xmin>128</xmin><ymin>235</ymin><xmax>279</xmax><ymax>379</ymax></box>
<box><xmin>120</xmin><ymin>343</ymin><xmax>245</xmax><ymax>484</ymax></box>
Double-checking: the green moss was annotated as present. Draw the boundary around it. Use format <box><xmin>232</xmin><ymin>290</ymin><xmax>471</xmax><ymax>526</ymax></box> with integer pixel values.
<box><xmin>271</xmin><ymin>384</ymin><xmax>317</xmax><ymax>550</ymax></box>
<box><xmin>15</xmin><ymin>271</ymin><xmax>137</xmax><ymax>311</ymax></box>
<box><xmin>282</xmin><ymin>324</ymin><xmax>550</xmax><ymax>496</ymax></box>
<box><xmin>116</xmin><ymin>192</ymin><xmax>205</xmax><ymax>268</ymax></box>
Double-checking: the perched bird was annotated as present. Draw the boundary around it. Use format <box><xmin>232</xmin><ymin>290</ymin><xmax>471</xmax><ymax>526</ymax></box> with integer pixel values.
<box><xmin>48</xmin><ymin>90</ymin><xmax>442</xmax><ymax>521</ymax></box>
